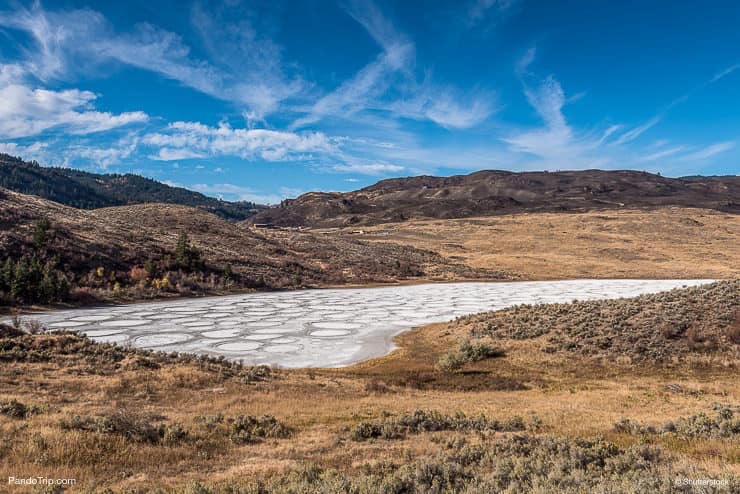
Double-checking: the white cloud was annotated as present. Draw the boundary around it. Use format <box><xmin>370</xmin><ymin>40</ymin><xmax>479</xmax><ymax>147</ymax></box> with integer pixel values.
<box><xmin>613</xmin><ymin>116</ymin><xmax>661</xmax><ymax>145</ymax></box>
<box><xmin>0</xmin><ymin>78</ymin><xmax>148</xmax><ymax>139</ymax></box>
<box><xmin>515</xmin><ymin>47</ymin><xmax>536</xmax><ymax>75</ymax></box>
<box><xmin>190</xmin><ymin>183</ymin><xmax>301</xmax><ymax>205</ymax></box>
<box><xmin>596</xmin><ymin>124</ymin><xmax>623</xmax><ymax>145</ymax></box>
<box><xmin>467</xmin><ymin>0</ymin><xmax>517</xmax><ymax>27</ymax></box>
<box><xmin>386</xmin><ymin>82</ymin><xmax>495</xmax><ymax>129</ymax></box>
<box><xmin>0</xmin><ymin>132</ymin><xmax>140</xmax><ymax>169</ymax></box>
<box><xmin>711</xmin><ymin>63</ymin><xmax>740</xmax><ymax>83</ymax></box>
<box><xmin>62</xmin><ymin>134</ymin><xmax>140</xmax><ymax>168</ymax></box>
<box><xmin>332</xmin><ymin>163</ymin><xmax>405</xmax><ymax>175</ymax></box>
<box><xmin>638</xmin><ymin>146</ymin><xmax>685</xmax><ymax>162</ymax></box>
<box><xmin>682</xmin><ymin>141</ymin><xmax>735</xmax><ymax>161</ymax></box>
<box><xmin>0</xmin><ymin>2</ymin><xmax>301</xmax><ymax>121</ymax></box>
<box><xmin>143</xmin><ymin>121</ymin><xmax>337</xmax><ymax>162</ymax></box>
<box><xmin>503</xmin><ymin>75</ymin><xmax>583</xmax><ymax>161</ymax></box>
<box><xmin>292</xmin><ymin>0</ymin><xmax>494</xmax><ymax>130</ymax></box>
<box><xmin>0</xmin><ymin>141</ymin><xmax>49</xmax><ymax>160</ymax></box>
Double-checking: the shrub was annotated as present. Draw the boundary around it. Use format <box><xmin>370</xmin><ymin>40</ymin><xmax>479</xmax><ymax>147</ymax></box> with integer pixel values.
<box><xmin>436</xmin><ymin>340</ymin><xmax>504</xmax><ymax>372</ymax></box>
<box><xmin>614</xmin><ymin>404</ymin><xmax>740</xmax><ymax>439</ymax></box>
<box><xmin>129</xmin><ymin>266</ymin><xmax>149</xmax><ymax>283</ymax></box>
<box><xmin>229</xmin><ymin>415</ymin><xmax>293</xmax><ymax>444</ymax></box>
<box><xmin>190</xmin><ymin>433</ymin><xmax>705</xmax><ymax>493</ymax></box>
<box><xmin>60</xmin><ymin>409</ymin><xmax>165</xmax><ymax>443</ymax></box>
<box><xmin>351</xmin><ymin>409</ymin><xmax>526</xmax><ymax>441</ymax></box>
<box><xmin>0</xmin><ymin>399</ymin><xmax>41</xmax><ymax>419</ymax></box>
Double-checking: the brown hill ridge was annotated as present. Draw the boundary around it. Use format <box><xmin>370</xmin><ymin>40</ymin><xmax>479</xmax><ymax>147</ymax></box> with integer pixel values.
<box><xmin>0</xmin><ymin>188</ymin><xmax>500</xmax><ymax>306</ymax></box>
<box><xmin>247</xmin><ymin>169</ymin><xmax>740</xmax><ymax>227</ymax></box>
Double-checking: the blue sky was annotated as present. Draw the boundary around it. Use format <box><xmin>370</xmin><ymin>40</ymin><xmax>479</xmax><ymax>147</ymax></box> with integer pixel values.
<box><xmin>0</xmin><ymin>0</ymin><xmax>738</xmax><ymax>204</ymax></box>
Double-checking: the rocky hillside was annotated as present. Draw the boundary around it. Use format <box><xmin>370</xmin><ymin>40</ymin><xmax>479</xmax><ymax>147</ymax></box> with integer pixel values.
<box><xmin>247</xmin><ymin>170</ymin><xmax>740</xmax><ymax>227</ymax></box>
<box><xmin>0</xmin><ymin>154</ymin><xmax>263</xmax><ymax>221</ymax></box>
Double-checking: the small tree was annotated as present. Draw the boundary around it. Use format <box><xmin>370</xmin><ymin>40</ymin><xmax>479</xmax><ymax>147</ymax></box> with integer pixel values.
<box><xmin>32</xmin><ymin>218</ymin><xmax>51</xmax><ymax>249</ymax></box>
<box><xmin>175</xmin><ymin>232</ymin><xmax>202</xmax><ymax>270</ymax></box>
<box><xmin>144</xmin><ymin>258</ymin><xmax>158</xmax><ymax>279</ymax></box>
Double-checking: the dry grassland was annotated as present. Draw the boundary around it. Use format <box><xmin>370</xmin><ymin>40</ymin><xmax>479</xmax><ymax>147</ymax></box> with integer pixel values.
<box><xmin>338</xmin><ymin>207</ymin><xmax>740</xmax><ymax>280</ymax></box>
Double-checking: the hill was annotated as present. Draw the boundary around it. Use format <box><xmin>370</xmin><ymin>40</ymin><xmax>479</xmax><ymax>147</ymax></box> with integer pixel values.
<box><xmin>0</xmin><ymin>188</ymin><xmax>498</xmax><ymax>306</ymax></box>
<box><xmin>247</xmin><ymin>169</ymin><xmax>740</xmax><ymax>227</ymax></box>
<box><xmin>0</xmin><ymin>154</ymin><xmax>263</xmax><ymax>221</ymax></box>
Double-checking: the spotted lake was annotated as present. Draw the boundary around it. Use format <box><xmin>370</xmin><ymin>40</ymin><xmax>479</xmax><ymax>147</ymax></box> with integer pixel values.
<box><xmin>11</xmin><ymin>279</ymin><xmax>712</xmax><ymax>368</ymax></box>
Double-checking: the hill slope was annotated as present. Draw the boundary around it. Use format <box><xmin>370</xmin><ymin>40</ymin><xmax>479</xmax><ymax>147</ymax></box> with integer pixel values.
<box><xmin>248</xmin><ymin>169</ymin><xmax>740</xmax><ymax>227</ymax></box>
<box><xmin>0</xmin><ymin>188</ymin><xmax>498</xmax><ymax>306</ymax></box>
<box><xmin>0</xmin><ymin>154</ymin><xmax>263</xmax><ymax>221</ymax></box>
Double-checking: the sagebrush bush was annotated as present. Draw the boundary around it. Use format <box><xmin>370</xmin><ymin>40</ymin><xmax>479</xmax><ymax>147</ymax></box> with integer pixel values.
<box><xmin>614</xmin><ymin>404</ymin><xmax>740</xmax><ymax>439</ymax></box>
<box><xmin>467</xmin><ymin>280</ymin><xmax>739</xmax><ymax>360</ymax></box>
<box><xmin>229</xmin><ymin>415</ymin><xmax>293</xmax><ymax>444</ymax></box>
<box><xmin>60</xmin><ymin>409</ymin><xmax>165</xmax><ymax>444</ymax></box>
<box><xmin>0</xmin><ymin>399</ymin><xmax>41</xmax><ymax>419</ymax></box>
<box><xmin>436</xmin><ymin>340</ymin><xmax>504</xmax><ymax>372</ymax></box>
<box><xmin>351</xmin><ymin>409</ymin><xmax>527</xmax><ymax>441</ymax></box>
<box><xmin>127</xmin><ymin>433</ymin><xmax>737</xmax><ymax>493</ymax></box>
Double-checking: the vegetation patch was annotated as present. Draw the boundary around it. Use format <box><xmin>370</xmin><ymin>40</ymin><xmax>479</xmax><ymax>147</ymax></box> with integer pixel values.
<box><xmin>351</xmin><ymin>409</ymin><xmax>528</xmax><ymax>441</ymax></box>
<box><xmin>0</xmin><ymin>399</ymin><xmax>42</xmax><ymax>419</ymax></box>
<box><xmin>60</xmin><ymin>409</ymin><xmax>175</xmax><ymax>444</ymax></box>
<box><xmin>0</xmin><ymin>324</ymin><xmax>273</xmax><ymax>381</ymax></box>
<box><xmin>435</xmin><ymin>340</ymin><xmax>504</xmax><ymax>372</ymax></box>
<box><xmin>151</xmin><ymin>433</ymin><xmax>735</xmax><ymax>493</ymax></box>
<box><xmin>229</xmin><ymin>415</ymin><xmax>294</xmax><ymax>444</ymax></box>
<box><xmin>614</xmin><ymin>404</ymin><xmax>740</xmax><ymax>439</ymax></box>
<box><xmin>465</xmin><ymin>280</ymin><xmax>739</xmax><ymax>360</ymax></box>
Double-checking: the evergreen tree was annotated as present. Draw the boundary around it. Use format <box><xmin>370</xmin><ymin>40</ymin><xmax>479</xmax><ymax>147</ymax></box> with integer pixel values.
<box><xmin>175</xmin><ymin>232</ymin><xmax>202</xmax><ymax>270</ymax></box>
<box><xmin>32</xmin><ymin>218</ymin><xmax>51</xmax><ymax>249</ymax></box>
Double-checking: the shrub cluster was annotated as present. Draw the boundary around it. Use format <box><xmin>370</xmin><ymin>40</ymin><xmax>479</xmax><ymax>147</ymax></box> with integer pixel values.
<box><xmin>0</xmin><ymin>399</ymin><xmax>42</xmax><ymax>419</ymax></box>
<box><xmin>614</xmin><ymin>404</ymin><xmax>740</xmax><ymax>439</ymax></box>
<box><xmin>60</xmin><ymin>409</ymin><xmax>179</xmax><ymax>444</ymax></box>
<box><xmin>229</xmin><ymin>415</ymin><xmax>293</xmax><ymax>444</ymax></box>
<box><xmin>351</xmin><ymin>409</ymin><xmax>527</xmax><ymax>441</ymax></box>
<box><xmin>467</xmin><ymin>280</ymin><xmax>739</xmax><ymax>360</ymax></box>
<box><xmin>0</xmin><ymin>325</ymin><xmax>274</xmax><ymax>383</ymax></box>
<box><xmin>141</xmin><ymin>433</ymin><xmax>733</xmax><ymax>493</ymax></box>
<box><xmin>436</xmin><ymin>340</ymin><xmax>504</xmax><ymax>372</ymax></box>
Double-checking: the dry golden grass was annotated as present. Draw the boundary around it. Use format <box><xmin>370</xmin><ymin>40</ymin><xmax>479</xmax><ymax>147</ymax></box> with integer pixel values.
<box><xmin>335</xmin><ymin>207</ymin><xmax>740</xmax><ymax>280</ymax></box>
<box><xmin>1</xmin><ymin>313</ymin><xmax>738</xmax><ymax>492</ymax></box>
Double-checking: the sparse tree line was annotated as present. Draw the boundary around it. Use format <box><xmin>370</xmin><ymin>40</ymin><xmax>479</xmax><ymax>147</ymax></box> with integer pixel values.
<box><xmin>0</xmin><ymin>218</ymin><xmax>239</xmax><ymax>307</ymax></box>
<box><xmin>0</xmin><ymin>218</ymin><xmax>70</xmax><ymax>304</ymax></box>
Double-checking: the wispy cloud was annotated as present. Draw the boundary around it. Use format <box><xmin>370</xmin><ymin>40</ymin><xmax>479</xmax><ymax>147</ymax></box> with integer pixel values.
<box><xmin>331</xmin><ymin>163</ymin><xmax>405</xmax><ymax>175</ymax></box>
<box><xmin>466</xmin><ymin>0</ymin><xmax>517</xmax><ymax>27</ymax></box>
<box><xmin>293</xmin><ymin>0</ymin><xmax>495</xmax><ymax>130</ymax></box>
<box><xmin>503</xmin><ymin>58</ymin><xmax>586</xmax><ymax>163</ymax></box>
<box><xmin>613</xmin><ymin>115</ymin><xmax>661</xmax><ymax>145</ymax></box>
<box><xmin>711</xmin><ymin>63</ymin><xmax>740</xmax><ymax>83</ymax></box>
<box><xmin>190</xmin><ymin>2</ymin><xmax>304</xmax><ymax>122</ymax></box>
<box><xmin>682</xmin><ymin>141</ymin><xmax>735</xmax><ymax>161</ymax></box>
<box><xmin>0</xmin><ymin>2</ymin><xmax>300</xmax><ymax>122</ymax></box>
<box><xmin>638</xmin><ymin>145</ymin><xmax>685</xmax><ymax>162</ymax></box>
<box><xmin>614</xmin><ymin>60</ymin><xmax>740</xmax><ymax>146</ymax></box>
